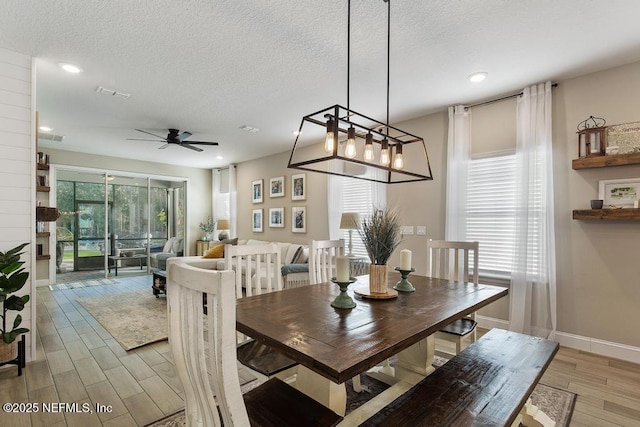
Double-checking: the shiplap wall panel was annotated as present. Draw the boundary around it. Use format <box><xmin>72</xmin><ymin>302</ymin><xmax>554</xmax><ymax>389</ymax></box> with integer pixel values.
<box><xmin>0</xmin><ymin>47</ymin><xmax>33</xmax><ymax>362</ymax></box>
<box><xmin>0</xmin><ymin>89</ymin><xmax>30</xmax><ymax>108</ymax></box>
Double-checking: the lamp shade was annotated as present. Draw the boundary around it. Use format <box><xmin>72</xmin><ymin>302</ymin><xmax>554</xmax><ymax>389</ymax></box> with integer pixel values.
<box><xmin>216</xmin><ymin>219</ymin><xmax>230</xmax><ymax>230</ymax></box>
<box><xmin>340</xmin><ymin>212</ymin><xmax>360</xmax><ymax>230</ymax></box>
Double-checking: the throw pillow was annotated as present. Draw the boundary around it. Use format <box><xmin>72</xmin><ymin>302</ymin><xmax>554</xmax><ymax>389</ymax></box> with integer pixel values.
<box><xmin>300</xmin><ymin>247</ymin><xmax>309</xmax><ymax>263</ymax></box>
<box><xmin>290</xmin><ymin>246</ymin><xmax>304</xmax><ymax>264</ymax></box>
<box><xmin>203</xmin><ymin>243</ymin><xmax>225</xmax><ymax>259</ymax></box>
<box><xmin>220</xmin><ymin>237</ymin><xmax>238</xmax><ymax>246</ymax></box>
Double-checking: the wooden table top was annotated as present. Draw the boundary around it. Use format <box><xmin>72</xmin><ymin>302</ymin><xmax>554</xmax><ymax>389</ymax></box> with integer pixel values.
<box><xmin>236</xmin><ymin>273</ymin><xmax>508</xmax><ymax>384</ymax></box>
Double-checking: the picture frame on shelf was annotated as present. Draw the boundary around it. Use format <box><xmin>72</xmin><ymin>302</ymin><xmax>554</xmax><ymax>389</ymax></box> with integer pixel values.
<box><xmin>269</xmin><ymin>208</ymin><xmax>284</xmax><ymax>228</ymax></box>
<box><xmin>252</xmin><ymin>179</ymin><xmax>263</xmax><ymax>204</ymax></box>
<box><xmin>598</xmin><ymin>178</ymin><xmax>640</xmax><ymax>208</ymax></box>
<box><xmin>291</xmin><ymin>173</ymin><xmax>306</xmax><ymax>201</ymax></box>
<box><xmin>252</xmin><ymin>209</ymin><xmax>263</xmax><ymax>232</ymax></box>
<box><xmin>269</xmin><ymin>176</ymin><xmax>285</xmax><ymax>198</ymax></box>
<box><xmin>292</xmin><ymin>206</ymin><xmax>306</xmax><ymax>233</ymax></box>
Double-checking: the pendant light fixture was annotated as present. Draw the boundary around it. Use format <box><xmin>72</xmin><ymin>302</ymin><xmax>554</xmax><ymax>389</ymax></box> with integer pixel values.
<box><xmin>288</xmin><ymin>0</ymin><xmax>433</xmax><ymax>184</ymax></box>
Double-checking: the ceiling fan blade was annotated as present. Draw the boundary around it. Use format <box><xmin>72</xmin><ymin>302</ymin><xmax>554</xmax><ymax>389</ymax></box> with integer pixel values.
<box><xmin>127</xmin><ymin>138</ymin><xmax>164</xmax><ymax>142</ymax></box>
<box><xmin>176</xmin><ymin>131</ymin><xmax>192</xmax><ymax>141</ymax></box>
<box><xmin>186</xmin><ymin>141</ymin><xmax>219</xmax><ymax>145</ymax></box>
<box><xmin>180</xmin><ymin>143</ymin><xmax>203</xmax><ymax>152</ymax></box>
<box><xmin>135</xmin><ymin>129</ymin><xmax>167</xmax><ymax>139</ymax></box>
<box><xmin>158</xmin><ymin>143</ymin><xmax>170</xmax><ymax>150</ymax></box>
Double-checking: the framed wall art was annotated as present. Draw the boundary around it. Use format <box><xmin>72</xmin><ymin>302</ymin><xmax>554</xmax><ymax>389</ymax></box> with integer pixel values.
<box><xmin>292</xmin><ymin>206</ymin><xmax>306</xmax><ymax>233</ymax></box>
<box><xmin>252</xmin><ymin>179</ymin><xmax>263</xmax><ymax>204</ymax></box>
<box><xmin>291</xmin><ymin>173</ymin><xmax>306</xmax><ymax>201</ymax></box>
<box><xmin>270</xmin><ymin>176</ymin><xmax>285</xmax><ymax>198</ymax></box>
<box><xmin>269</xmin><ymin>207</ymin><xmax>284</xmax><ymax>228</ymax></box>
<box><xmin>598</xmin><ymin>178</ymin><xmax>640</xmax><ymax>208</ymax></box>
<box><xmin>252</xmin><ymin>209</ymin><xmax>263</xmax><ymax>232</ymax></box>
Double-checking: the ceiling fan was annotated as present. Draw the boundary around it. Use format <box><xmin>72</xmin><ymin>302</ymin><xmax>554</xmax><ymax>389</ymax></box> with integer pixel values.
<box><xmin>127</xmin><ymin>128</ymin><xmax>219</xmax><ymax>152</ymax></box>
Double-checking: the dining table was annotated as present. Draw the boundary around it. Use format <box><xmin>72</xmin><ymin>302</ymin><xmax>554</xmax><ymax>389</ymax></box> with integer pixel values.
<box><xmin>235</xmin><ymin>272</ymin><xmax>508</xmax><ymax>416</ymax></box>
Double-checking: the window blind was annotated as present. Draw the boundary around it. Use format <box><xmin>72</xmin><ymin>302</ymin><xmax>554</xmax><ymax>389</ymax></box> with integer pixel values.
<box><xmin>466</xmin><ymin>154</ymin><xmax>517</xmax><ymax>276</ymax></box>
<box><xmin>340</xmin><ymin>177</ymin><xmax>375</xmax><ymax>259</ymax></box>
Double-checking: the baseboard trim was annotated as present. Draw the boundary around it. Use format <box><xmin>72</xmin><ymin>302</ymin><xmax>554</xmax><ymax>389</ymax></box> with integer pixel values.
<box><xmin>476</xmin><ymin>315</ymin><xmax>640</xmax><ymax>364</ymax></box>
<box><xmin>555</xmin><ymin>331</ymin><xmax>640</xmax><ymax>364</ymax></box>
<box><xmin>36</xmin><ymin>279</ymin><xmax>50</xmax><ymax>288</ymax></box>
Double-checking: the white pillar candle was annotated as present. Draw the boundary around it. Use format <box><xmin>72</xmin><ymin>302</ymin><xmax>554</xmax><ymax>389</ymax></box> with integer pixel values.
<box><xmin>400</xmin><ymin>249</ymin><xmax>412</xmax><ymax>270</ymax></box>
<box><xmin>336</xmin><ymin>256</ymin><xmax>350</xmax><ymax>282</ymax></box>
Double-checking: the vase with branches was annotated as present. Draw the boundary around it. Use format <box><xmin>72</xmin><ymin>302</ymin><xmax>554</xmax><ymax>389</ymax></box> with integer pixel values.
<box><xmin>359</xmin><ymin>208</ymin><xmax>401</xmax><ymax>293</ymax></box>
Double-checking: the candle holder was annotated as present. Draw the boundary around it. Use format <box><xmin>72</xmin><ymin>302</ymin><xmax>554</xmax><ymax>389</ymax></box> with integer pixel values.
<box><xmin>393</xmin><ymin>267</ymin><xmax>415</xmax><ymax>292</ymax></box>
<box><xmin>330</xmin><ymin>277</ymin><xmax>357</xmax><ymax>309</ymax></box>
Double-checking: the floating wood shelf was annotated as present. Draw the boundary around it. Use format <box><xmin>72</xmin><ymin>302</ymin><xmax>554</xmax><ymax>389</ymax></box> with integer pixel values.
<box><xmin>36</xmin><ymin>255</ymin><xmax>50</xmax><ymax>261</ymax></box>
<box><xmin>37</xmin><ymin>163</ymin><xmax>50</xmax><ymax>171</ymax></box>
<box><xmin>573</xmin><ymin>208</ymin><xmax>640</xmax><ymax>220</ymax></box>
<box><xmin>36</xmin><ymin>185</ymin><xmax>50</xmax><ymax>192</ymax></box>
<box><xmin>36</xmin><ymin>232</ymin><xmax>50</xmax><ymax>238</ymax></box>
<box><xmin>572</xmin><ymin>152</ymin><xmax>640</xmax><ymax>169</ymax></box>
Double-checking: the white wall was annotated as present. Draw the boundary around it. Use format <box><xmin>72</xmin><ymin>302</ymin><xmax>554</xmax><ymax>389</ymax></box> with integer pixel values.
<box><xmin>0</xmin><ymin>47</ymin><xmax>35</xmax><ymax>361</ymax></box>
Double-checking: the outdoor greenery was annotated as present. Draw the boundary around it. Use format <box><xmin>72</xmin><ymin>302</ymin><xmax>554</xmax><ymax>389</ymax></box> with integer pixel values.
<box><xmin>359</xmin><ymin>207</ymin><xmax>401</xmax><ymax>265</ymax></box>
<box><xmin>0</xmin><ymin>243</ymin><xmax>30</xmax><ymax>344</ymax></box>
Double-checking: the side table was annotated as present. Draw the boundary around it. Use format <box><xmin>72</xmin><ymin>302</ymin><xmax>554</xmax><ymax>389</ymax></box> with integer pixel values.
<box><xmin>152</xmin><ymin>270</ymin><xmax>167</xmax><ymax>297</ymax></box>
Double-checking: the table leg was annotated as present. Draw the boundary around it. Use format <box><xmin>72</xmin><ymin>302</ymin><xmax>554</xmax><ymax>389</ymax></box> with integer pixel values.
<box><xmin>295</xmin><ymin>365</ymin><xmax>346</xmax><ymax>416</ymax></box>
<box><xmin>394</xmin><ymin>335</ymin><xmax>436</xmax><ymax>385</ymax></box>
<box><xmin>114</xmin><ymin>260</ymin><xmax>118</xmax><ymax>276</ymax></box>
<box><xmin>366</xmin><ymin>335</ymin><xmax>436</xmax><ymax>386</ymax></box>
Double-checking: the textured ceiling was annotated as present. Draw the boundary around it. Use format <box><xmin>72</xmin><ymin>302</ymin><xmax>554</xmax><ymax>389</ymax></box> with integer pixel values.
<box><xmin>2</xmin><ymin>0</ymin><xmax>640</xmax><ymax>169</ymax></box>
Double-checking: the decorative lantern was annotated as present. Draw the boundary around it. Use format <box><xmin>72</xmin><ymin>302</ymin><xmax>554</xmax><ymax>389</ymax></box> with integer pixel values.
<box><xmin>577</xmin><ymin>115</ymin><xmax>606</xmax><ymax>158</ymax></box>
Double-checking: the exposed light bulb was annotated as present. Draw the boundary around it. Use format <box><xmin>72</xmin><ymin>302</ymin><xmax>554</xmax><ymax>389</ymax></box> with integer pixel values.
<box><xmin>344</xmin><ymin>126</ymin><xmax>356</xmax><ymax>158</ymax></box>
<box><xmin>393</xmin><ymin>143</ymin><xmax>404</xmax><ymax>169</ymax></box>
<box><xmin>380</xmin><ymin>139</ymin><xmax>390</xmax><ymax>166</ymax></box>
<box><xmin>324</xmin><ymin>118</ymin><xmax>336</xmax><ymax>153</ymax></box>
<box><xmin>364</xmin><ymin>133</ymin><xmax>374</xmax><ymax>162</ymax></box>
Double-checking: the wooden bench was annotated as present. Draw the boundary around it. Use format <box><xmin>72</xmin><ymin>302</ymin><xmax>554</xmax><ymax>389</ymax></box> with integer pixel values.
<box><xmin>361</xmin><ymin>328</ymin><xmax>559</xmax><ymax>427</ymax></box>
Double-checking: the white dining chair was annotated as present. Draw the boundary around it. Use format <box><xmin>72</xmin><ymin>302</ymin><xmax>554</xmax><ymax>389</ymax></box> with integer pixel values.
<box><xmin>309</xmin><ymin>238</ymin><xmax>363</xmax><ymax>392</ymax></box>
<box><xmin>309</xmin><ymin>239</ymin><xmax>345</xmax><ymax>284</ymax></box>
<box><xmin>166</xmin><ymin>258</ymin><xmax>343</xmax><ymax>427</ymax></box>
<box><xmin>427</xmin><ymin>239</ymin><xmax>480</xmax><ymax>355</ymax></box>
<box><xmin>225</xmin><ymin>243</ymin><xmax>282</xmax><ymax>298</ymax></box>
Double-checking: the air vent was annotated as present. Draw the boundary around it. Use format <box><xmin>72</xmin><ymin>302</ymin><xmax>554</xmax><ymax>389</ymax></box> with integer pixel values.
<box><xmin>95</xmin><ymin>86</ymin><xmax>131</xmax><ymax>100</ymax></box>
<box><xmin>38</xmin><ymin>132</ymin><xmax>65</xmax><ymax>142</ymax></box>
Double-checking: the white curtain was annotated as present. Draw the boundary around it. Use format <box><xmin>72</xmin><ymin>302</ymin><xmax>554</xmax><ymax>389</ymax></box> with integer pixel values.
<box><xmin>229</xmin><ymin>164</ymin><xmax>237</xmax><ymax>238</ymax></box>
<box><xmin>445</xmin><ymin>105</ymin><xmax>471</xmax><ymax>241</ymax></box>
<box><xmin>510</xmin><ymin>82</ymin><xmax>556</xmax><ymax>339</ymax></box>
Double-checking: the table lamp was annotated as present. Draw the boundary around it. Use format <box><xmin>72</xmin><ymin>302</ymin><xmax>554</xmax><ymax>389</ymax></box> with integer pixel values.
<box><xmin>340</xmin><ymin>212</ymin><xmax>360</xmax><ymax>257</ymax></box>
<box><xmin>216</xmin><ymin>219</ymin><xmax>230</xmax><ymax>241</ymax></box>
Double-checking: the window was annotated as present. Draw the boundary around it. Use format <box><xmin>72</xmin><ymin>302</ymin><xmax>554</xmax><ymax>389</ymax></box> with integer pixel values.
<box><xmin>338</xmin><ymin>177</ymin><xmax>377</xmax><ymax>259</ymax></box>
<box><xmin>465</xmin><ymin>153</ymin><xmax>516</xmax><ymax>278</ymax></box>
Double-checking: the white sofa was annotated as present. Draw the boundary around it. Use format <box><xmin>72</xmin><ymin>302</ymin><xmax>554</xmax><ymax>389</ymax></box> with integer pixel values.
<box><xmin>183</xmin><ymin>238</ymin><xmax>310</xmax><ymax>288</ymax></box>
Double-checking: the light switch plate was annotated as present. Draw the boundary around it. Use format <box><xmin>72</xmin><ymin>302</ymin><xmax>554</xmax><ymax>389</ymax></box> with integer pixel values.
<box><xmin>416</xmin><ymin>226</ymin><xmax>427</xmax><ymax>235</ymax></box>
<box><xmin>401</xmin><ymin>226</ymin><xmax>414</xmax><ymax>235</ymax></box>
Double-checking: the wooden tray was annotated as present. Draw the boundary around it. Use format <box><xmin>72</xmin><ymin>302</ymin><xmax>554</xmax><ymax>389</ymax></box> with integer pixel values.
<box><xmin>353</xmin><ymin>283</ymin><xmax>398</xmax><ymax>299</ymax></box>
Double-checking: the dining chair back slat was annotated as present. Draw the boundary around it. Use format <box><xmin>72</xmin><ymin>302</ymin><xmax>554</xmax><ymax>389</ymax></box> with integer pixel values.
<box><xmin>225</xmin><ymin>243</ymin><xmax>282</xmax><ymax>298</ymax></box>
<box><xmin>309</xmin><ymin>239</ymin><xmax>345</xmax><ymax>285</ymax></box>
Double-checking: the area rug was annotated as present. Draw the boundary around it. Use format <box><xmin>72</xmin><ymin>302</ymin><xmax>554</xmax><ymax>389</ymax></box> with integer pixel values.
<box><xmin>146</xmin><ymin>360</ymin><xmax>576</xmax><ymax>427</ymax></box>
<box><xmin>77</xmin><ymin>291</ymin><xmax>167</xmax><ymax>350</ymax></box>
<box><xmin>50</xmin><ymin>277</ymin><xmax>119</xmax><ymax>290</ymax></box>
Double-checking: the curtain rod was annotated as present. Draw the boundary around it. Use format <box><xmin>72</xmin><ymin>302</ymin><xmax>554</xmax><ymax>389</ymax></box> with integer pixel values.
<box><xmin>464</xmin><ymin>83</ymin><xmax>558</xmax><ymax>111</ymax></box>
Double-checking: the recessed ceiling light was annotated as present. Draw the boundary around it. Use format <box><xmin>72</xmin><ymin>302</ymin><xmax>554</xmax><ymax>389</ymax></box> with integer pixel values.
<box><xmin>58</xmin><ymin>62</ymin><xmax>83</xmax><ymax>73</ymax></box>
<box><xmin>468</xmin><ymin>72</ymin><xmax>487</xmax><ymax>83</ymax></box>
<box><xmin>39</xmin><ymin>126</ymin><xmax>53</xmax><ymax>132</ymax></box>
<box><xmin>216</xmin><ymin>155</ymin><xmax>224</xmax><ymax>160</ymax></box>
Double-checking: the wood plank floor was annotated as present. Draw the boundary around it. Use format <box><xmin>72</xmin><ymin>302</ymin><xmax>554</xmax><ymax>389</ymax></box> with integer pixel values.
<box><xmin>0</xmin><ymin>275</ymin><xmax>639</xmax><ymax>426</ymax></box>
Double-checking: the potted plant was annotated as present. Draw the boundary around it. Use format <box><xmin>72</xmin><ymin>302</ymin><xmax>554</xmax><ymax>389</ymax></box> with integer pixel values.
<box><xmin>0</xmin><ymin>243</ymin><xmax>30</xmax><ymax>363</ymax></box>
<box><xmin>359</xmin><ymin>208</ymin><xmax>401</xmax><ymax>293</ymax></box>
<box><xmin>199</xmin><ymin>217</ymin><xmax>215</xmax><ymax>241</ymax></box>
